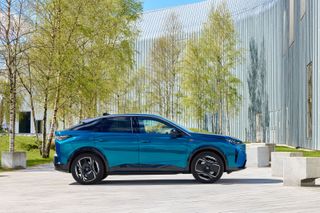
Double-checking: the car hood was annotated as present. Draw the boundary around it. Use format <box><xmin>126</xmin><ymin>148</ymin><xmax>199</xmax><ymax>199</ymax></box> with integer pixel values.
<box><xmin>189</xmin><ymin>132</ymin><xmax>229</xmax><ymax>141</ymax></box>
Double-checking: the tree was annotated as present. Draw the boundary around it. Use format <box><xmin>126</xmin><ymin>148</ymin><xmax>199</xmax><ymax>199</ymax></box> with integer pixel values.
<box><xmin>148</xmin><ymin>12</ymin><xmax>184</xmax><ymax>120</ymax></box>
<box><xmin>0</xmin><ymin>80</ymin><xmax>10</xmax><ymax>131</ymax></box>
<box><xmin>182</xmin><ymin>3</ymin><xmax>241</xmax><ymax>133</ymax></box>
<box><xmin>66</xmin><ymin>0</ymin><xmax>142</xmax><ymax>120</ymax></box>
<box><xmin>29</xmin><ymin>0</ymin><xmax>80</xmax><ymax>157</ymax></box>
<box><xmin>182</xmin><ymin>39</ymin><xmax>208</xmax><ymax>129</ymax></box>
<box><xmin>0</xmin><ymin>0</ymin><xmax>33</xmax><ymax>152</ymax></box>
<box><xmin>29</xmin><ymin>0</ymin><xmax>142</xmax><ymax>157</ymax></box>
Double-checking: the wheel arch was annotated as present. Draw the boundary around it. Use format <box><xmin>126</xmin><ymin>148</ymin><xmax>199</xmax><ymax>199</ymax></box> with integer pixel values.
<box><xmin>67</xmin><ymin>147</ymin><xmax>109</xmax><ymax>173</ymax></box>
<box><xmin>188</xmin><ymin>147</ymin><xmax>228</xmax><ymax>172</ymax></box>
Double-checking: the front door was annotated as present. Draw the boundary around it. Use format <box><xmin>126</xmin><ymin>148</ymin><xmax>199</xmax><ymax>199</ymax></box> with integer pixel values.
<box><xmin>135</xmin><ymin>117</ymin><xmax>189</xmax><ymax>172</ymax></box>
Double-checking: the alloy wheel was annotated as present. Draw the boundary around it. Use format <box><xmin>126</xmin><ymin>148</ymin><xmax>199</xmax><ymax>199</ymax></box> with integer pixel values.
<box><xmin>75</xmin><ymin>157</ymin><xmax>100</xmax><ymax>183</ymax></box>
<box><xmin>194</xmin><ymin>155</ymin><xmax>221</xmax><ymax>181</ymax></box>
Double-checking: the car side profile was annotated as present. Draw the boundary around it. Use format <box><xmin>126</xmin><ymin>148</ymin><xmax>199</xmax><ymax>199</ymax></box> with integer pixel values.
<box><xmin>54</xmin><ymin>114</ymin><xmax>246</xmax><ymax>184</ymax></box>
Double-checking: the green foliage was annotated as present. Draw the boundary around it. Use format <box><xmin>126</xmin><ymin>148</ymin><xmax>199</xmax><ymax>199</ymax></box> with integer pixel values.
<box><xmin>0</xmin><ymin>80</ymin><xmax>22</xmax><ymax>123</ymax></box>
<box><xmin>148</xmin><ymin>13</ymin><xmax>184</xmax><ymax>120</ymax></box>
<box><xmin>182</xmin><ymin>3</ymin><xmax>242</xmax><ymax>132</ymax></box>
<box><xmin>0</xmin><ymin>135</ymin><xmax>54</xmax><ymax>171</ymax></box>
<box><xmin>27</xmin><ymin>0</ymin><xmax>142</xmax><ymax>157</ymax></box>
<box><xmin>68</xmin><ymin>0</ymin><xmax>142</xmax><ymax>119</ymax></box>
<box><xmin>182</xmin><ymin>40</ymin><xmax>208</xmax><ymax>128</ymax></box>
<box><xmin>275</xmin><ymin>145</ymin><xmax>320</xmax><ymax>157</ymax></box>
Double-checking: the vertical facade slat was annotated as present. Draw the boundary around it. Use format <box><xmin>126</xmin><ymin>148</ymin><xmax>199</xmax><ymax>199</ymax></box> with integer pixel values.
<box><xmin>132</xmin><ymin>0</ymin><xmax>320</xmax><ymax>149</ymax></box>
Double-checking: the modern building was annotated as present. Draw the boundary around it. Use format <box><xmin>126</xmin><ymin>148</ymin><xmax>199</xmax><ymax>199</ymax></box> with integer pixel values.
<box><xmin>135</xmin><ymin>0</ymin><xmax>320</xmax><ymax>150</ymax></box>
<box><xmin>6</xmin><ymin>0</ymin><xmax>320</xmax><ymax>150</ymax></box>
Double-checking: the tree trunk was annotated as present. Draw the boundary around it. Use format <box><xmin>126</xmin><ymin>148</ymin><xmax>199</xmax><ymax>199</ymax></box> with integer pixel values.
<box><xmin>0</xmin><ymin>98</ymin><xmax>4</xmax><ymax>130</ymax></box>
<box><xmin>62</xmin><ymin>112</ymin><xmax>66</xmax><ymax>130</ymax></box>
<box><xmin>8</xmin><ymin>73</ymin><xmax>16</xmax><ymax>153</ymax></box>
<box><xmin>30</xmin><ymin>92</ymin><xmax>39</xmax><ymax>140</ymax></box>
<box><xmin>5</xmin><ymin>0</ymin><xmax>16</xmax><ymax>153</ymax></box>
<box><xmin>218</xmin><ymin>98</ymin><xmax>223</xmax><ymax>135</ymax></box>
<box><xmin>41</xmin><ymin>92</ymin><xmax>48</xmax><ymax>156</ymax></box>
<box><xmin>44</xmin><ymin>82</ymin><xmax>61</xmax><ymax>158</ymax></box>
<box><xmin>212</xmin><ymin>114</ymin><xmax>215</xmax><ymax>133</ymax></box>
<box><xmin>226</xmin><ymin>99</ymin><xmax>230</xmax><ymax>135</ymax></box>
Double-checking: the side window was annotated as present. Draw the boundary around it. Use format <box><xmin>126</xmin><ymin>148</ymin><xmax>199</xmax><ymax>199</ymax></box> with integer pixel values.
<box><xmin>73</xmin><ymin>117</ymin><xmax>132</xmax><ymax>133</ymax></box>
<box><xmin>72</xmin><ymin>119</ymin><xmax>102</xmax><ymax>131</ymax></box>
<box><xmin>100</xmin><ymin>117</ymin><xmax>132</xmax><ymax>133</ymax></box>
<box><xmin>138</xmin><ymin>118</ymin><xmax>175</xmax><ymax>135</ymax></box>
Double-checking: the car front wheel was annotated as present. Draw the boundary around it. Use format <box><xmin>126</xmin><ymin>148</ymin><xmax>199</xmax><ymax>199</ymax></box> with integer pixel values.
<box><xmin>191</xmin><ymin>152</ymin><xmax>224</xmax><ymax>183</ymax></box>
<box><xmin>71</xmin><ymin>153</ymin><xmax>105</xmax><ymax>185</ymax></box>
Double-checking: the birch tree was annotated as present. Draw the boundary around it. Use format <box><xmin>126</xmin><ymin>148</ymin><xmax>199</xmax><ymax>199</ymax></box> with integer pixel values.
<box><xmin>182</xmin><ymin>3</ymin><xmax>241</xmax><ymax>134</ymax></box>
<box><xmin>148</xmin><ymin>12</ymin><xmax>184</xmax><ymax>120</ymax></box>
<box><xmin>0</xmin><ymin>0</ymin><xmax>33</xmax><ymax>152</ymax></box>
<box><xmin>30</xmin><ymin>0</ymin><xmax>141</xmax><ymax>158</ymax></box>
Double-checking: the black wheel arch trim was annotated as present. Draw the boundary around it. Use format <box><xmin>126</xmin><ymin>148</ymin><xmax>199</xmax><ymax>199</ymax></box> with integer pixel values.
<box><xmin>67</xmin><ymin>147</ymin><xmax>109</xmax><ymax>173</ymax></box>
<box><xmin>187</xmin><ymin>146</ymin><xmax>228</xmax><ymax>172</ymax></box>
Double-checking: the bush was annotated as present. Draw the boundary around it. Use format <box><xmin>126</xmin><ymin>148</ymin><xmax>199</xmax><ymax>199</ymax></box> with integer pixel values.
<box><xmin>20</xmin><ymin>143</ymin><xmax>39</xmax><ymax>151</ymax></box>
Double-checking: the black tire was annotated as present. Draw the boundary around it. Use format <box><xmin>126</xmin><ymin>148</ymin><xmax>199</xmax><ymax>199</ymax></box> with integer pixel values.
<box><xmin>102</xmin><ymin>173</ymin><xmax>108</xmax><ymax>180</ymax></box>
<box><xmin>71</xmin><ymin>153</ymin><xmax>105</xmax><ymax>185</ymax></box>
<box><xmin>191</xmin><ymin>152</ymin><xmax>224</xmax><ymax>183</ymax></box>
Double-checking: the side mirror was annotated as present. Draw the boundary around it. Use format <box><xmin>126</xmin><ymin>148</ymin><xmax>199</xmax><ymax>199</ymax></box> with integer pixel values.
<box><xmin>170</xmin><ymin>129</ymin><xmax>182</xmax><ymax>138</ymax></box>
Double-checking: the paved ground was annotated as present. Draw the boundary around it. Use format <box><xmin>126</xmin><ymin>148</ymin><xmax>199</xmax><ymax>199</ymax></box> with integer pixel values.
<box><xmin>0</xmin><ymin>165</ymin><xmax>320</xmax><ymax>213</ymax></box>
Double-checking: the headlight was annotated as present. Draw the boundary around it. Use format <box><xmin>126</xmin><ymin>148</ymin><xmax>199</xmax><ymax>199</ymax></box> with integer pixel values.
<box><xmin>226</xmin><ymin>138</ymin><xmax>243</xmax><ymax>145</ymax></box>
<box><xmin>55</xmin><ymin>135</ymin><xmax>72</xmax><ymax>141</ymax></box>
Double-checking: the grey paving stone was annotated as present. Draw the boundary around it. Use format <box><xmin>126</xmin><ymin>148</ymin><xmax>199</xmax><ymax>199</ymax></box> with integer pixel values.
<box><xmin>0</xmin><ymin>167</ymin><xmax>319</xmax><ymax>213</ymax></box>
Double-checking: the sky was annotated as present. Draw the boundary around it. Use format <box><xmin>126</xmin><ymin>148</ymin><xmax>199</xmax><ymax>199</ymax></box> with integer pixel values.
<box><xmin>143</xmin><ymin>0</ymin><xmax>204</xmax><ymax>11</ymax></box>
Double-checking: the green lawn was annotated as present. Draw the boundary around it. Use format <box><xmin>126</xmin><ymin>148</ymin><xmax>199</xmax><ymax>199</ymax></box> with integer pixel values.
<box><xmin>0</xmin><ymin>135</ymin><xmax>53</xmax><ymax>172</ymax></box>
<box><xmin>275</xmin><ymin>145</ymin><xmax>320</xmax><ymax>157</ymax></box>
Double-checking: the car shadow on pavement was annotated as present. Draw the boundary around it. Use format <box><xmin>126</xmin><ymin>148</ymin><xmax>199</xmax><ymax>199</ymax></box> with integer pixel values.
<box><xmin>70</xmin><ymin>178</ymin><xmax>282</xmax><ymax>186</ymax></box>
<box><xmin>70</xmin><ymin>179</ymin><xmax>197</xmax><ymax>186</ymax></box>
<box><xmin>219</xmin><ymin>178</ymin><xmax>282</xmax><ymax>185</ymax></box>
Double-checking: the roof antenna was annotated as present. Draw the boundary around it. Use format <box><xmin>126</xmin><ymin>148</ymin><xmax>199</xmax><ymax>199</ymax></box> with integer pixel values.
<box><xmin>103</xmin><ymin>112</ymin><xmax>110</xmax><ymax>116</ymax></box>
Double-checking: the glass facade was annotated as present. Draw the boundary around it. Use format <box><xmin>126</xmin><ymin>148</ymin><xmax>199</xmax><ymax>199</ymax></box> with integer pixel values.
<box><xmin>134</xmin><ymin>0</ymin><xmax>320</xmax><ymax>150</ymax></box>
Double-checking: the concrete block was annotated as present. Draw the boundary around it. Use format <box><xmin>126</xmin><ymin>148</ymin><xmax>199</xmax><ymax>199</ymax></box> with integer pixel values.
<box><xmin>246</xmin><ymin>145</ymin><xmax>270</xmax><ymax>167</ymax></box>
<box><xmin>283</xmin><ymin>157</ymin><xmax>320</xmax><ymax>186</ymax></box>
<box><xmin>249</xmin><ymin>143</ymin><xmax>275</xmax><ymax>161</ymax></box>
<box><xmin>1</xmin><ymin>152</ymin><xmax>27</xmax><ymax>169</ymax></box>
<box><xmin>271</xmin><ymin>152</ymin><xmax>303</xmax><ymax>177</ymax></box>
<box><xmin>265</xmin><ymin>144</ymin><xmax>275</xmax><ymax>161</ymax></box>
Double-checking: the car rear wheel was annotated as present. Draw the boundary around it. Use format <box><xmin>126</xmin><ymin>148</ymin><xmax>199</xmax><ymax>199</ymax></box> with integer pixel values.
<box><xmin>191</xmin><ymin>152</ymin><xmax>224</xmax><ymax>183</ymax></box>
<box><xmin>71</xmin><ymin>153</ymin><xmax>105</xmax><ymax>185</ymax></box>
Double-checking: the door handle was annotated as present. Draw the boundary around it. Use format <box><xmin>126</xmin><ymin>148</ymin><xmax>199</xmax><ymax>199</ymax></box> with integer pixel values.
<box><xmin>141</xmin><ymin>140</ymin><xmax>150</xmax><ymax>143</ymax></box>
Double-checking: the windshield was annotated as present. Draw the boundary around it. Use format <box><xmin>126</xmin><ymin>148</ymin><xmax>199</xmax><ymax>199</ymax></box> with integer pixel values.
<box><xmin>160</xmin><ymin>117</ymin><xmax>191</xmax><ymax>133</ymax></box>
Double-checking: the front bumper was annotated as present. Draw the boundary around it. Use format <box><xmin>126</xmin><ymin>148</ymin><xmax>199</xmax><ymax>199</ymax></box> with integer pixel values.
<box><xmin>54</xmin><ymin>155</ymin><xmax>69</xmax><ymax>172</ymax></box>
<box><xmin>226</xmin><ymin>144</ymin><xmax>247</xmax><ymax>173</ymax></box>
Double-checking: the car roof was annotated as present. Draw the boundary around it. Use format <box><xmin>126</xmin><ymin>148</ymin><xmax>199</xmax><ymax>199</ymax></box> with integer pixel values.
<box><xmin>100</xmin><ymin>114</ymin><xmax>163</xmax><ymax>119</ymax></box>
<box><xmin>79</xmin><ymin>113</ymin><xmax>191</xmax><ymax>135</ymax></box>
<box><xmin>80</xmin><ymin>114</ymin><xmax>163</xmax><ymax>123</ymax></box>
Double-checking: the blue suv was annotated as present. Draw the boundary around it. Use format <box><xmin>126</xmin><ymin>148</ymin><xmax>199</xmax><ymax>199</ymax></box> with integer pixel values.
<box><xmin>54</xmin><ymin>114</ymin><xmax>246</xmax><ymax>184</ymax></box>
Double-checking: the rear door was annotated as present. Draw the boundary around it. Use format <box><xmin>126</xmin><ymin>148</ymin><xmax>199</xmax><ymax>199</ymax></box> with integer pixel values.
<box><xmin>135</xmin><ymin>116</ymin><xmax>189</xmax><ymax>172</ymax></box>
<box><xmin>94</xmin><ymin>116</ymin><xmax>139</xmax><ymax>172</ymax></box>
